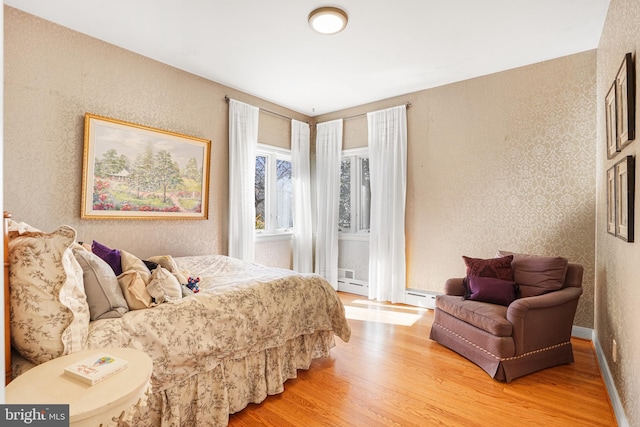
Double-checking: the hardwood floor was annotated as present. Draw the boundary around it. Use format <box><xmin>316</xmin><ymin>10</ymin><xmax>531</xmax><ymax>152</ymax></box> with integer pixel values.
<box><xmin>229</xmin><ymin>292</ymin><xmax>617</xmax><ymax>426</ymax></box>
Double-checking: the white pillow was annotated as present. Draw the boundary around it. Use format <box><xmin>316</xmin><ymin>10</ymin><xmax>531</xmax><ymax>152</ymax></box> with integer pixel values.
<box><xmin>148</xmin><ymin>267</ymin><xmax>183</xmax><ymax>301</ymax></box>
<box><xmin>9</xmin><ymin>225</ymin><xmax>90</xmax><ymax>365</ymax></box>
<box><xmin>147</xmin><ymin>255</ymin><xmax>188</xmax><ymax>284</ymax></box>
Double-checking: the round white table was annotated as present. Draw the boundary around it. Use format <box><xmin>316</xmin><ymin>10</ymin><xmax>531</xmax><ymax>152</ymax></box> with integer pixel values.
<box><xmin>6</xmin><ymin>347</ymin><xmax>152</xmax><ymax>427</ymax></box>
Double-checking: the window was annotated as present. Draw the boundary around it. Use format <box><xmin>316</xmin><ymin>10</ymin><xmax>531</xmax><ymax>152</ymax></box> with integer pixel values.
<box><xmin>339</xmin><ymin>148</ymin><xmax>370</xmax><ymax>234</ymax></box>
<box><xmin>255</xmin><ymin>144</ymin><xmax>292</xmax><ymax>234</ymax></box>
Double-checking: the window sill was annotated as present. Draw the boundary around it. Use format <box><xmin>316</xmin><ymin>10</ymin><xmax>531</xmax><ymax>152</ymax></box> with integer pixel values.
<box><xmin>255</xmin><ymin>231</ymin><xmax>293</xmax><ymax>242</ymax></box>
<box><xmin>338</xmin><ymin>232</ymin><xmax>370</xmax><ymax>242</ymax></box>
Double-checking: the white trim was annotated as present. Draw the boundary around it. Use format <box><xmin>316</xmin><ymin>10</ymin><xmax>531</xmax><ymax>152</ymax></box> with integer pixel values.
<box><xmin>342</xmin><ymin>146</ymin><xmax>368</xmax><ymax>156</ymax></box>
<box><xmin>571</xmin><ymin>325</ymin><xmax>593</xmax><ymax>340</ymax></box>
<box><xmin>257</xmin><ymin>142</ymin><xmax>291</xmax><ymax>156</ymax></box>
<box><xmin>338</xmin><ymin>232</ymin><xmax>369</xmax><ymax>241</ymax></box>
<box><xmin>570</xmin><ymin>327</ymin><xmax>629</xmax><ymax>426</ymax></box>
<box><xmin>593</xmin><ymin>333</ymin><xmax>630</xmax><ymax>427</ymax></box>
<box><xmin>255</xmin><ymin>231</ymin><xmax>293</xmax><ymax>242</ymax></box>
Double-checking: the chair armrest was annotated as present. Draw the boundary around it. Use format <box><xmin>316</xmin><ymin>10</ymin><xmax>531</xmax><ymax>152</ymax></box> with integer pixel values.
<box><xmin>507</xmin><ymin>287</ymin><xmax>583</xmax><ymax>355</ymax></box>
<box><xmin>444</xmin><ymin>278</ymin><xmax>465</xmax><ymax>296</ymax></box>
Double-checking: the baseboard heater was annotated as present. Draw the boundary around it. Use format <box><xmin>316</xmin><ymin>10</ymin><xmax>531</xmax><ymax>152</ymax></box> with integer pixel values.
<box><xmin>404</xmin><ymin>289</ymin><xmax>438</xmax><ymax>309</ymax></box>
<box><xmin>338</xmin><ymin>269</ymin><xmax>369</xmax><ymax>296</ymax></box>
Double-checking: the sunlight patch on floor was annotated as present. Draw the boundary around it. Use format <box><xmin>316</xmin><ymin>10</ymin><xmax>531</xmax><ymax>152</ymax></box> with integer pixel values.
<box><xmin>344</xmin><ymin>305</ymin><xmax>423</xmax><ymax>326</ymax></box>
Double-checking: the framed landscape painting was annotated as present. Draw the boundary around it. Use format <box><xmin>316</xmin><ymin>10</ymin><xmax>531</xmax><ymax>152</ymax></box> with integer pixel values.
<box><xmin>82</xmin><ymin>113</ymin><xmax>211</xmax><ymax>219</ymax></box>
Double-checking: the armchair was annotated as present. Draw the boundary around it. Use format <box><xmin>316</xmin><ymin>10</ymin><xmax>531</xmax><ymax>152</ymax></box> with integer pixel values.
<box><xmin>429</xmin><ymin>253</ymin><xmax>583</xmax><ymax>382</ymax></box>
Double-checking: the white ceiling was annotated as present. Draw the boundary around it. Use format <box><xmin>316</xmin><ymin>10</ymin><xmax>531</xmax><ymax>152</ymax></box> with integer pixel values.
<box><xmin>5</xmin><ymin>0</ymin><xmax>610</xmax><ymax>117</ymax></box>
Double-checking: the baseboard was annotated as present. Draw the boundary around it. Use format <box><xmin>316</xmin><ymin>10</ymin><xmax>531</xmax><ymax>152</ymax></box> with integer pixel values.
<box><xmin>571</xmin><ymin>325</ymin><xmax>593</xmax><ymax>340</ymax></box>
<box><xmin>592</xmin><ymin>333</ymin><xmax>629</xmax><ymax>427</ymax></box>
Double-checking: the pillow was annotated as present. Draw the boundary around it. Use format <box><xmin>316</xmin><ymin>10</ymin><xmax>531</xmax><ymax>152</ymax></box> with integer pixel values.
<box><xmin>147</xmin><ymin>255</ymin><xmax>188</xmax><ymax>285</ymax></box>
<box><xmin>117</xmin><ymin>270</ymin><xmax>154</xmax><ymax>310</ymax></box>
<box><xmin>464</xmin><ymin>276</ymin><xmax>518</xmax><ymax>306</ymax></box>
<box><xmin>8</xmin><ymin>225</ymin><xmax>90</xmax><ymax>365</ymax></box>
<box><xmin>72</xmin><ymin>245</ymin><xmax>129</xmax><ymax>320</ymax></box>
<box><xmin>462</xmin><ymin>255</ymin><xmax>514</xmax><ymax>281</ymax></box>
<box><xmin>148</xmin><ymin>267</ymin><xmax>183</xmax><ymax>301</ymax></box>
<box><xmin>120</xmin><ymin>250</ymin><xmax>152</xmax><ymax>284</ymax></box>
<box><xmin>497</xmin><ymin>250</ymin><xmax>568</xmax><ymax>297</ymax></box>
<box><xmin>92</xmin><ymin>240</ymin><xmax>122</xmax><ymax>276</ymax></box>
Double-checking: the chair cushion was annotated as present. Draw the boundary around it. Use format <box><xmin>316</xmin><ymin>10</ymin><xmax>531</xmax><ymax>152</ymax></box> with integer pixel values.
<box><xmin>497</xmin><ymin>251</ymin><xmax>568</xmax><ymax>297</ymax></box>
<box><xmin>436</xmin><ymin>295</ymin><xmax>512</xmax><ymax>337</ymax></box>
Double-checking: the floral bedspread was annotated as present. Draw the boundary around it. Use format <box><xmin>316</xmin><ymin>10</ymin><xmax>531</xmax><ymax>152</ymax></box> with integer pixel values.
<box><xmin>83</xmin><ymin>255</ymin><xmax>351</xmax><ymax>392</ymax></box>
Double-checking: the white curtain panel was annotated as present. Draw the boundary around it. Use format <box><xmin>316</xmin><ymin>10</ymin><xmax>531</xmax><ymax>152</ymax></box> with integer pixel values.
<box><xmin>315</xmin><ymin>119</ymin><xmax>343</xmax><ymax>289</ymax></box>
<box><xmin>291</xmin><ymin>120</ymin><xmax>313</xmax><ymax>273</ymax></box>
<box><xmin>228</xmin><ymin>99</ymin><xmax>259</xmax><ymax>262</ymax></box>
<box><xmin>367</xmin><ymin>105</ymin><xmax>407</xmax><ymax>303</ymax></box>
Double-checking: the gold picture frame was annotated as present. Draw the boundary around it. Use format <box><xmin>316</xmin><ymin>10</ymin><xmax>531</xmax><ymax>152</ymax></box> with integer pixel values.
<box><xmin>82</xmin><ymin>113</ymin><xmax>211</xmax><ymax>219</ymax></box>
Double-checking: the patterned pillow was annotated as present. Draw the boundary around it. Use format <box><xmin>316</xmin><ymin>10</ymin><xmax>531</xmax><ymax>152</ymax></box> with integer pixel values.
<box><xmin>149</xmin><ymin>267</ymin><xmax>183</xmax><ymax>301</ymax></box>
<box><xmin>147</xmin><ymin>255</ymin><xmax>188</xmax><ymax>285</ymax></box>
<box><xmin>462</xmin><ymin>255</ymin><xmax>515</xmax><ymax>281</ymax></box>
<box><xmin>9</xmin><ymin>225</ymin><xmax>90</xmax><ymax>365</ymax></box>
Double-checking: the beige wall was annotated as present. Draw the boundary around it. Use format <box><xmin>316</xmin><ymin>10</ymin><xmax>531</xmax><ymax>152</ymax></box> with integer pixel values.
<box><xmin>317</xmin><ymin>51</ymin><xmax>597</xmax><ymax>329</ymax></box>
<box><xmin>8</xmin><ymin>6</ymin><xmax>628</xmax><ymax>415</ymax></box>
<box><xmin>3</xmin><ymin>6</ymin><xmax>304</xmax><ymax>261</ymax></box>
<box><xmin>596</xmin><ymin>0</ymin><xmax>640</xmax><ymax>424</ymax></box>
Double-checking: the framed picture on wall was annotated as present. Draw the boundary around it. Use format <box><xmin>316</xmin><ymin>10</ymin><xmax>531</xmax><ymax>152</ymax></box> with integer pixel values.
<box><xmin>81</xmin><ymin>113</ymin><xmax>211</xmax><ymax>220</ymax></box>
<box><xmin>606</xmin><ymin>166</ymin><xmax>616</xmax><ymax>236</ymax></box>
<box><xmin>606</xmin><ymin>81</ymin><xmax>618</xmax><ymax>159</ymax></box>
<box><xmin>614</xmin><ymin>155</ymin><xmax>635</xmax><ymax>242</ymax></box>
<box><xmin>616</xmin><ymin>52</ymin><xmax>635</xmax><ymax>149</ymax></box>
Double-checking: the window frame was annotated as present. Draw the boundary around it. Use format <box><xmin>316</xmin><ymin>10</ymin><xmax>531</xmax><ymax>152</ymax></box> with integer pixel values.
<box><xmin>339</xmin><ymin>147</ymin><xmax>370</xmax><ymax>238</ymax></box>
<box><xmin>255</xmin><ymin>143</ymin><xmax>293</xmax><ymax>240</ymax></box>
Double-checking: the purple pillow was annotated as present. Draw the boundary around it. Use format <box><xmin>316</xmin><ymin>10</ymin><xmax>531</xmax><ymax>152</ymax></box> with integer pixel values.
<box><xmin>464</xmin><ymin>275</ymin><xmax>517</xmax><ymax>306</ymax></box>
<box><xmin>91</xmin><ymin>240</ymin><xmax>122</xmax><ymax>276</ymax></box>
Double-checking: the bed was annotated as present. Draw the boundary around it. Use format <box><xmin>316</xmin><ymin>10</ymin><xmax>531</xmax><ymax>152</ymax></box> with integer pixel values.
<box><xmin>3</xmin><ymin>213</ymin><xmax>351</xmax><ymax>426</ymax></box>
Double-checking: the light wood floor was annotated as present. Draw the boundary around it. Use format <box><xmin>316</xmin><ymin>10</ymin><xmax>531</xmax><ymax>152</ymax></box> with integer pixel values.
<box><xmin>229</xmin><ymin>292</ymin><xmax>617</xmax><ymax>426</ymax></box>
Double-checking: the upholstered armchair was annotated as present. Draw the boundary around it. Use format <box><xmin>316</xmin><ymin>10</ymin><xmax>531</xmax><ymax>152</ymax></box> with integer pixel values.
<box><xmin>429</xmin><ymin>252</ymin><xmax>583</xmax><ymax>382</ymax></box>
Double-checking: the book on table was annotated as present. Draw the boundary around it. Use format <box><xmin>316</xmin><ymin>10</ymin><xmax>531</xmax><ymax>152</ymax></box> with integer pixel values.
<box><xmin>64</xmin><ymin>352</ymin><xmax>128</xmax><ymax>385</ymax></box>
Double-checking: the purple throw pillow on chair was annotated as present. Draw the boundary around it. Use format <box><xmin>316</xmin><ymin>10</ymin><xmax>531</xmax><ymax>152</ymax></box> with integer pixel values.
<box><xmin>91</xmin><ymin>240</ymin><xmax>123</xmax><ymax>276</ymax></box>
<box><xmin>464</xmin><ymin>275</ymin><xmax>517</xmax><ymax>306</ymax></box>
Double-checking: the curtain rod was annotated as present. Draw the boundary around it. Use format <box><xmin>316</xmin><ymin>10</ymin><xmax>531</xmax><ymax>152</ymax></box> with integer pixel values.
<box><xmin>225</xmin><ymin>95</ymin><xmax>306</xmax><ymax>123</ymax></box>
<box><xmin>225</xmin><ymin>95</ymin><xmax>410</xmax><ymax>124</ymax></box>
<box><xmin>342</xmin><ymin>102</ymin><xmax>412</xmax><ymax>121</ymax></box>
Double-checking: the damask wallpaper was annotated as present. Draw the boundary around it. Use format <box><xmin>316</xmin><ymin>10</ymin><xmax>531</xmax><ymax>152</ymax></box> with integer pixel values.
<box><xmin>5</xmin><ymin>2</ymin><xmax>633</xmax><ymax>422</ymax></box>
<box><xmin>318</xmin><ymin>51</ymin><xmax>597</xmax><ymax>329</ymax></box>
<box><xmin>3</xmin><ymin>6</ymin><xmax>305</xmax><ymax>261</ymax></box>
<box><xmin>596</xmin><ymin>0</ymin><xmax>640</xmax><ymax>424</ymax></box>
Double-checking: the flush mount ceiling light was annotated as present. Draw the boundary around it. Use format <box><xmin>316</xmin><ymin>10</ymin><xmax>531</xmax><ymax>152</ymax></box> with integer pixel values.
<box><xmin>308</xmin><ymin>7</ymin><xmax>348</xmax><ymax>35</ymax></box>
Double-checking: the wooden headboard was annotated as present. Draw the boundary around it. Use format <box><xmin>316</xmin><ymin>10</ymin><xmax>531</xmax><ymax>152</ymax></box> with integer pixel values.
<box><xmin>4</xmin><ymin>211</ymin><xmax>11</xmax><ymax>385</ymax></box>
